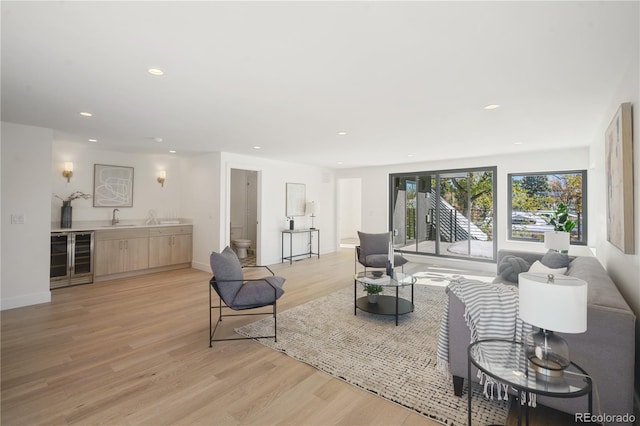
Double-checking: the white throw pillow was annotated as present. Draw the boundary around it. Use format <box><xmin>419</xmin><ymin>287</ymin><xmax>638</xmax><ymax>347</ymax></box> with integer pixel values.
<box><xmin>528</xmin><ymin>260</ymin><xmax>567</xmax><ymax>275</ymax></box>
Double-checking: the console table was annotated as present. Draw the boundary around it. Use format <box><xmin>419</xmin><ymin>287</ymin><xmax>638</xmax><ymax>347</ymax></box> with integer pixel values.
<box><xmin>281</xmin><ymin>228</ymin><xmax>320</xmax><ymax>264</ymax></box>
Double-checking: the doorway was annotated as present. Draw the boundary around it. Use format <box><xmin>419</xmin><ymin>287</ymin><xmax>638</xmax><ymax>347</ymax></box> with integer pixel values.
<box><xmin>230</xmin><ymin>169</ymin><xmax>258</xmax><ymax>263</ymax></box>
<box><xmin>337</xmin><ymin>178</ymin><xmax>362</xmax><ymax>247</ymax></box>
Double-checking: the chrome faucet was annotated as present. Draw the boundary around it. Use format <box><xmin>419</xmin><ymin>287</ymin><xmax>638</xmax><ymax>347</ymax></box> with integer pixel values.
<box><xmin>112</xmin><ymin>209</ymin><xmax>120</xmax><ymax>225</ymax></box>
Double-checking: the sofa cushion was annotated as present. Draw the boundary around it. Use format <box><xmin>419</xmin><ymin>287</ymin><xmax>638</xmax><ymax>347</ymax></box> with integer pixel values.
<box><xmin>541</xmin><ymin>249</ymin><xmax>570</xmax><ymax>268</ymax></box>
<box><xmin>528</xmin><ymin>260</ymin><xmax>567</xmax><ymax>275</ymax></box>
<box><xmin>567</xmin><ymin>256</ymin><xmax>630</xmax><ymax>310</ymax></box>
<box><xmin>497</xmin><ymin>255</ymin><xmax>530</xmax><ymax>283</ymax></box>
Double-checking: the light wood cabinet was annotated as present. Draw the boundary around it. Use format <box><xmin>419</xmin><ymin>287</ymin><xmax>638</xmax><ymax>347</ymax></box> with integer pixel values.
<box><xmin>94</xmin><ymin>229</ymin><xmax>149</xmax><ymax>277</ymax></box>
<box><xmin>148</xmin><ymin>226</ymin><xmax>193</xmax><ymax>268</ymax></box>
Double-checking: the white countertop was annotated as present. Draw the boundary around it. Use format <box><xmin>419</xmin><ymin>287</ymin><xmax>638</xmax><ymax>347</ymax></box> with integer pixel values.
<box><xmin>51</xmin><ymin>219</ymin><xmax>192</xmax><ymax>233</ymax></box>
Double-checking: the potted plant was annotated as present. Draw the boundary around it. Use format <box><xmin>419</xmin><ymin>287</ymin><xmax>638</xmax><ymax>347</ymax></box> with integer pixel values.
<box><xmin>363</xmin><ymin>283</ymin><xmax>384</xmax><ymax>303</ymax></box>
<box><xmin>541</xmin><ymin>203</ymin><xmax>576</xmax><ymax>253</ymax></box>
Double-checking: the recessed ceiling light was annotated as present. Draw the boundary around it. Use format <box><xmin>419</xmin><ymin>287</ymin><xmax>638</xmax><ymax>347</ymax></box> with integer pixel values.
<box><xmin>79</xmin><ymin>111</ymin><xmax>93</xmax><ymax>117</ymax></box>
<box><xmin>484</xmin><ymin>104</ymin><xmax>500</xmax><ymax>110</ymax></box>
<box><xmin>155</xmin><ymin>137</ymin><xmax>163</xmax><ymax>143</ymax></box>
<box><xmin>148</xmin><ymin>68</ymin><xmax>164</xmax><ymax>76</ymax></box>
<box><xmin>337</xmin><ymin>131</ymin><xmax>347</xmax><ymax>136</ymax></box>
<box><xmin>337</xmin><ymin>161</ymin><xmax>343</xmax><ymax>165</ymax></box>
<box><xmin>253</xmin><ymin>146</ymin><xmax>261</xmax><ymax>150</ymax></box>
<box><xmin>169</xmin><ymin>150</ymin><xmax>176</xmax><ymax>153</ymax></box>
<box><xmin>407</xmin><ymin>154</ymin><xmax>414</xmax><ymax>157</ymax></box>
<box><xmin>514</xmin><ymin>141</ymin><xmax>524</xmax><ymax>145</ymax></box>
<box><xmin>88</xmin><ymin>138</ymin><xmax>97</xmax><ymax>142</ymax></box>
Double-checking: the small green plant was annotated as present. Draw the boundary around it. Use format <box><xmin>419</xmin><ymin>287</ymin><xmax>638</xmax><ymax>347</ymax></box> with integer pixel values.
<box><xmin>363</xmin><ymin>284</ymin><xmax>384</xmax><ymax>295</ymax></box>
<box><xmin>542</xmin><ymin>203</ymin><xmax>576</xmax><ymax>233</ymax></box>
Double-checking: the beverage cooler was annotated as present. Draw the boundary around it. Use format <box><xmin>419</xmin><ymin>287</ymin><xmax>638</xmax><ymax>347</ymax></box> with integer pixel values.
<box><xmin>50</xmin><ymin>232</ymin><xmax>94</xmax><ymax>289</ymax></box>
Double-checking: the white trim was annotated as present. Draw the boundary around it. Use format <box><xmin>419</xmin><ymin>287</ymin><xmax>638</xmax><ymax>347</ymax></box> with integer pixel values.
<box><xmin>192</xmin><ymin>260</ymin><xmax>210</xmax><ymax>273</ymax></box>
<box><xmin>1</xmin><ymin>291</ymin><xmax>51</xmax><ymax>311</ymax></box>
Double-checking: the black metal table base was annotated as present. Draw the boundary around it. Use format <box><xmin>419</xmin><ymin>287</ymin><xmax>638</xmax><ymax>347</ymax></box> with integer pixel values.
<box><xmin>354</xmin><ymin>294</ymin><xmax>414</xmax><ymax>326</ymax></box>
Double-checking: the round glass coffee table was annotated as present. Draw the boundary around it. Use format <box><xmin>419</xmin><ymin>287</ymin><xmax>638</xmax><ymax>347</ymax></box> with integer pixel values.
<box><xmin>353</xmin><ymin>271</ymin><xmax>416</xmax><ymax>326</ymax></box>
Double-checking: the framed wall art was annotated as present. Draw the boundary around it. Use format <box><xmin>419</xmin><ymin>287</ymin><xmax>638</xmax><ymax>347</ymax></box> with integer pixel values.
<box><xmin>93</xmin><ymin>164</ymin><xmax>134</xmax><ymax>207</ymax></box>
<box><xmin>605</xmin><ymin>102</ymin><xmax>634</xmax><ymax>254</ymax></box>
<box><xmin>286</xmin><ymin>183</ymin><xmax>306</xmax><ymax>216</ymax></box>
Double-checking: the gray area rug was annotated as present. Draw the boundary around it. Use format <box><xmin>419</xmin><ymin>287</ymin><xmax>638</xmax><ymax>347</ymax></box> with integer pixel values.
<box><xmin>236</xmin><ymin>282</ymin><xmax>509</xmax><ymax>426</ymax></box>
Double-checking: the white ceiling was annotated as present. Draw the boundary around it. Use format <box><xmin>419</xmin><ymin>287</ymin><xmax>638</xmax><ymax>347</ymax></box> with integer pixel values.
<box><xmin>1</xmin><ymin>1</ymin><xmax>638</xmax><ymax>169</ymax></box>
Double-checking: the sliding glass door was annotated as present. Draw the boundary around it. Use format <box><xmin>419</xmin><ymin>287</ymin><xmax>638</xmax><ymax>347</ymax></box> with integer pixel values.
<box><xmin>390</xmin><ymin>167</ymin><xmax>496</xmax><ymax>261</ymax></box>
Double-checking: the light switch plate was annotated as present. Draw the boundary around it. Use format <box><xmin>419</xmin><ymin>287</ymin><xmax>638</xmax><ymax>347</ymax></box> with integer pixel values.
<box><xmin>11</xmin><ymin>214</ymin><xmax>25</xmax><ymax>224</ymax></box>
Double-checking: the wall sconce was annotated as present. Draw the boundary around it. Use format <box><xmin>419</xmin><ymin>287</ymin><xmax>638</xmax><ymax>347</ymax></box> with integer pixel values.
<box><xmin>157</xmin><ymin>170</ymin><xmax>166</xmax><ymax>187</ymax></box>
<box><xmin>62</xmin><ymin>162</ymin><xmax>73</xmax><ymax>182</ymax></box>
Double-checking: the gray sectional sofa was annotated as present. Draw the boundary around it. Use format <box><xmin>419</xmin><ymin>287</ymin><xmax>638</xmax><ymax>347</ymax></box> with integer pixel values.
<box><xmin>446</xmin><ymin>249</ymin><xmax>636</xmax><ymax>424</ymax></box>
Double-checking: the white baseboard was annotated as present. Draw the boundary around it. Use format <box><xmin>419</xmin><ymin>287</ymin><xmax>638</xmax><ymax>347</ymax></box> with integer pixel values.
<box><xmin>1</xmin><ymin>291</ymin><xmax>51</xmax><ymax>311</ymax></box>
<box><xmin>191</xmin><ymin>260</ymin><xmax>210</xmax><ymax>272</ymax></box>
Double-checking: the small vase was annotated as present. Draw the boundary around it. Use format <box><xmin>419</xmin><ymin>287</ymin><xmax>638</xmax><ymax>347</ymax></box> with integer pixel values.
<box><xmin>367</xmin><ymin>293</ymin><xmax>379</xmax><ymax>304</ymax></box>
<box><xmin>61</xmin><ymin>201</ymin><xmax>72</xmax><ymax>228</ymax></box>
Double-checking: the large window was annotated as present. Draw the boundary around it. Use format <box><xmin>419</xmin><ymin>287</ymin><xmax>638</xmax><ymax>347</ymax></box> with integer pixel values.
<box><xmin>390</xmin><ymin>167</ymin><xmax>496</xmax><ymax>261</ymax></box>
<box><xmin>508</xmin><ymin>170</ymin><xmax>587</xmax><ymax>244</ymax></box>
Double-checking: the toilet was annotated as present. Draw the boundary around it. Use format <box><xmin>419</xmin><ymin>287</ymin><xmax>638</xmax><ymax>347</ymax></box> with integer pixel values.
<box><xmin>231</xmin><ymin>225</ymin><xmax>251</xmax><ymax>259</ymax></box>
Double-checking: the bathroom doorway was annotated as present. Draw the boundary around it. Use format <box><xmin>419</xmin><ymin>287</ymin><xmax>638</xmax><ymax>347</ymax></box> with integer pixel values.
<box><xmin>230</xmin><ymin>169</ymin><xmax>258</xmax><ymax>264</ymax></box>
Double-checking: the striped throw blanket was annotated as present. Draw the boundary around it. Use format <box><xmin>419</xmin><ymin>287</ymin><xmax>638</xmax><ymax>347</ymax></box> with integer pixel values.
<box><xmin>437</xmin><ymin>277</ymin><xmax>532</xmax><ymax>402</ymax></box>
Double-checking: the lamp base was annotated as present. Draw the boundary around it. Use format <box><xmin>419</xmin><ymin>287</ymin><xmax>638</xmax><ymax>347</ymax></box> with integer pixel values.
<box><xmin>527</xmin><ymin>357</ymin><xmax>567</xmax><ymax>378</ymax></box>
<box><xmin>526</xmin><ymin>329</ymin><xmax>570</xmax><ymax>378</ymax></box>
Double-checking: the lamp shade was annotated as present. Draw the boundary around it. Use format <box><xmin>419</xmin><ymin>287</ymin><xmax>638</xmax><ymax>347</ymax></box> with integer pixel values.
<box><xmin>306</xmin><ymin>201</ymin><xmax>316</xmax><ymax>215</ymax></box>
<box><xmin>544</xmin><ymin>231</ymin><xmax>570</xmax><ymax>252</ymax></box>
<box><xmin>518</xmin><ymin>272</ymin><xmax>587</xmax><ymax>333</ymax></box>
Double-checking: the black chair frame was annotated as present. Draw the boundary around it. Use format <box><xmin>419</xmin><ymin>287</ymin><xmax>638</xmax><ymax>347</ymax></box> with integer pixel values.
<box><xmin>209</xmin><ymin>265</ymin><xmax>278</xmax><ymax>347</ymax></box>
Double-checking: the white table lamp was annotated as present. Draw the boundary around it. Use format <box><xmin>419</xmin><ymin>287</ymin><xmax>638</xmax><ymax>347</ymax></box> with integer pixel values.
<box><xmin>306</xmin><ymin>201</ymin><xmax>317</xmax><ymax>229</ymax></box>
<box><xmin>544</xmin><ymin>230</ymin><xmax>570</xmax><ymax>253</ymax></box>
<box><xmin>518</xmin><ymin>272</ymin><xmax>587</xmax><ymax>377</ymax></box>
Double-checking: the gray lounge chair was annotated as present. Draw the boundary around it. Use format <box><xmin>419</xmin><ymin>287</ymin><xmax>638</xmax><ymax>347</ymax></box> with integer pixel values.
<box><xmin>209</xmin><ymin>246</ymin><xmax>285</xmax><ymax>347</ymax></box>
<box><xmin>355</xmin><ymin>231</ymin><xmax>408</xmax><ymax>273</ymax></box>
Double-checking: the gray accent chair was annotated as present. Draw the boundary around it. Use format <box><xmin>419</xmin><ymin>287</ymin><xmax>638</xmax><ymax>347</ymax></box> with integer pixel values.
<box><xmin>209</xmin><ymin>246</ymin><xmax>285</xmax><ymax>347</ymax></box>
<box><xmin>355</xmin><ymin>231</ymin><xmax>408</xmax><ymax>273</ymax></box>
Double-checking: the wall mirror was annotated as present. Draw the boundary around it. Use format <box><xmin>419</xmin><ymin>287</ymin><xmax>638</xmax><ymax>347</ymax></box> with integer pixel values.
<box><xmin>286</xmin><ymin>183</ymin><xmax>306</xmax><ymax>216</ymax></box>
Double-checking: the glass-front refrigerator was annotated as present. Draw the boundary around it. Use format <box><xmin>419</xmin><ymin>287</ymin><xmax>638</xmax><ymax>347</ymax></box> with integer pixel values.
<box><xmin>50</xmin><ymin>231</ymin><xmax>94</xmax><ymax>289</ymax></box>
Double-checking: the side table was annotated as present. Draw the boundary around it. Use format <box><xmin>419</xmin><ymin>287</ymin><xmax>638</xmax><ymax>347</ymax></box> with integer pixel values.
<box><xmin>353</xmin><ymin>271</ymin><xmax>415</xmax><ymax>326</ymax></box>
<box><xmin>467</xmin><ymin>339</ymin><xmax>592</xmax><ymax>426</ymax></box>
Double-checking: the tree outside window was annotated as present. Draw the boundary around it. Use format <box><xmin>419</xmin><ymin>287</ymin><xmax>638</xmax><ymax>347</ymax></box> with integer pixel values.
<box><xmin>509</xmin><ymin>171</ymin><xmax>587</xmax><ymax>244</ymax></box>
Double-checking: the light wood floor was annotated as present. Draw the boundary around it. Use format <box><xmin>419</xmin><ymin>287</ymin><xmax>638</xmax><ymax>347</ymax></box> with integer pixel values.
<box><xmin>2</xmin><ymin>249</ymin><xmax>575</xmax><ymax>425</ymax></box>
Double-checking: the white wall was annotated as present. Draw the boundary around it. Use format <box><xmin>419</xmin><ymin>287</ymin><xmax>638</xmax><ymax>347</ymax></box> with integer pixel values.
<box><xmin>219</xmin><ymin>152</ymin><xmax>336</xmax><ymax>267</ymax></box>
<box><xmin>337</xmin><ymin>178</ymin><xmax>361</xmax><ymax>242</ymax></box>
<box><xmin>51</xmin><ymin>141</ymin><xmax>185</xmax><ymax>224</ymax></box>
<box><xmin>589</xmin><ymin>52</ymin><xmax>639</xmax><ymax>391</ymax></box>
<box><xmin>1</xmin><ymin>122</ymin><xmax>52</xmax><ymax>309</ymax></box>
<box><xmin>181</xmin><ymin>152</ymin><xmax>222</xmax><ymax>273</ymax></box>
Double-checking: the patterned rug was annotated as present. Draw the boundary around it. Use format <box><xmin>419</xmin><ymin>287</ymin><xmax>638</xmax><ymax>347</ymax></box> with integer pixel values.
<box><xmin>236</xmin><ymin>283</ymin><xmax>509</xmax><ymax>426</ymax></box>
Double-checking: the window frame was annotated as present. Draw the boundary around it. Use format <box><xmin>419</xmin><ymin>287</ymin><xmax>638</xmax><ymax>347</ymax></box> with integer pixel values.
<box><xmin>389</xmin><ymin>166</ymin><xmax>497</xmax><ymax>262</ymax></box>
<box><xmin>507</xmin><ymin>170</ymin><xmax>587</xmax><ymax>245</ymax></box>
